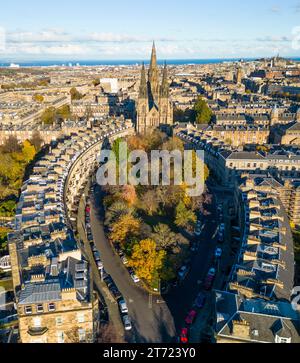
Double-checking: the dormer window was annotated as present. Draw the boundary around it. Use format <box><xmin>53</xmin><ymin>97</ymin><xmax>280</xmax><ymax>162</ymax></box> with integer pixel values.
<box><xmin>275</xmin><ymin>335</ymin><xmax>291</xmax><ymax>343</ymax></box>
<box><xmin>25</xmin><ymin>306</ymin><xmax>32</xmax><ymax>315</ymax></box>
<box><xmin>48</xmin><ymin>303</ymin><xmax>56</xmax><ymax>312</ymax></box>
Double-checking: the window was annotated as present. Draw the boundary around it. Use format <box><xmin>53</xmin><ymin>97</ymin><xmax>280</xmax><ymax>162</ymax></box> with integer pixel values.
<box><xmin>48</xmin><ymin>303</ymin><xmax>56</xmax><ymax>312</ymax></box>
<box><xmin>78</xmin><ymin>328</ymin><xmax>86</xmax><ymax>342</ymax></box>
<box><xmin>275</xmin><ymin>335</ymin><xmax>291</xmax><ymax>343</ymax></box>
<box><xmin>33</xmin><ymin>317</ymin><xmax>41</xmax><ymax>328</ymax></box>
<box><xmin>57</xmin><ymin>331</ymin><xmax>64</xmax><ymax>343</ymax></box>
<box><xmin>56</xmin><ymin>316</ymin><xmax>63</xmax><ymax>326</ymax></box>
<box><xmin>25</xmin><ymin>306</ymin><xmax>32</xmax><ymax>315</ymax></box>
<box><xmin>77</xmin><ymin>313</ymin><xmax>85</xmax><ymax>323</ymax></box>
<box><xmin>36</xmin><ymin>304</ymin><xmax>44</xmax><ymax>313</ymax></box>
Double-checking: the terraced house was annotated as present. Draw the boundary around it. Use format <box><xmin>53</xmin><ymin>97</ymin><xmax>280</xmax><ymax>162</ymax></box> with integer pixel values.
<box><xmin>7</xmin><ymin>118</ymin><xmax>134</xmax><ymax>343</ymax></box>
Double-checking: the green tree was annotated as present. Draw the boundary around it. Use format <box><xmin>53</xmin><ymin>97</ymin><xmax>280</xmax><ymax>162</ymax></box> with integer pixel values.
<box><xmin>175</xmin><ymin>201</ymin><xmax>196</xmax><ymax>228</ymax></box>
<box><xmin>70</xmin><ymin>87</ymin><xmax>84</xmax><ymax>101</ymax></box>
<box><xmin>41</xmin><ymin>107</ymin><xmax>57</xmax><ymax>125</ymax></box>
<box><xmin>193</xmin><ymin>97</ymin><xmax>213</xmax><ymax>124</ymax></box>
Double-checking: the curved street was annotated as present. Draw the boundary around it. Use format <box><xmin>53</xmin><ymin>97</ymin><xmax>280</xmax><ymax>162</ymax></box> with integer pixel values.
<box><xmin>90</xmin><ymin>185</ymin><xmax>176</xmax><ymax>343</ymax></box>
<box><xmin>86</xmin><ymin>181</ymin><xmax>226</xmax><ymax>343</ymax></box>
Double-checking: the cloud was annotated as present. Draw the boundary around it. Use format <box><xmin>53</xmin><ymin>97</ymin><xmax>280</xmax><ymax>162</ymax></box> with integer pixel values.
<box><xmin>256</xmin><ymin>35</ymin><xmax>290</xmax><ymax>42</ymax></box>
<box><xmin>270</xmin><ymin>5</ymin><xmax>281</xmax><ymax>13</ymax></box>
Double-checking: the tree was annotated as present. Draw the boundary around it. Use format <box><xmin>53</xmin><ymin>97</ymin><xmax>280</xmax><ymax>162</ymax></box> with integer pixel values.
<box><xmin>93</xmin><ymin>78</ymin><xmax>100</xmax><ymax>87</ymax></box>
<box><xmin>22</xmin><ymin>140</ymin><xmax>36</xmax><ymax>163</ymax></box>
<box><xmin>57</xmin><ymin>105</ymin><xmax>71</xmax><ymax>120</ymax></box>
<box><xmin>175</xmin><ymin>201</ymin><xmax>196</xmax><ymax>228</ymax></box>
<box><xmin>151</xmin><ymin>223</ymin><xmax>177</xmax><ymax>250</ymax></box>
<box><xmin>2</xmin><ymin>136</ymin><xmax>21</xmax><ymax>153</ymax></box>
<box><xmin>41</xmin><ymin>107</ymin><xmax>57</xmax><ymax>125</ymax></box>
<box><xmin>109</xmin><ymin>214</ymin><xmax>140</xmax><ymax>244</ymax></box>
<box><xmin>33</xmin><ymin>94</ymin><xmax>44</xmax><ymax>103</ymax></box>
<box><xmin>30</xmin><ymin>131</ymin><xmax>44</xmax><ymax>152</ymax></box>
<box><xmin>128</xmin><ymin>239</ymin><xmax>165</xmax><ymax>282</ymax></box>
<box><xmin>162</xmin><ymin>136</ymin><xmax>184</xmax><ymax>152</ymax></box>
<box><xmin>70</xmin><ymin>87</ymin><xmax>84</xmax><ymax>101</ymax></box>
<box><xmin>105</xmin><ymin>201</ymin><xmax>134</xmax><ymax>226</ymax></box>
<box><xmin>140</xmin><ymin>190</ymin><xmax>159</xmax><ymax>216</ymax></box>
<box><xmin>121</xmin><ymin>185</ymin><xmax>137</xmax><ymax>206</ymax></box>
<box><xmin>193</xmin><ymin>97</ymin><xmax>212</xmax><ymax>124</ymax></box>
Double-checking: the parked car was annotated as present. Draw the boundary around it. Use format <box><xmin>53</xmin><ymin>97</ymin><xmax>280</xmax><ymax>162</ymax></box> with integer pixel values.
<box><xmin>215</xmin><ymin>247</ymin><xmax>223</xmax><ymax>258</ymax></box>
<box><xmin>93</xmin><ymin>251</ymin><xmax>101</xmax><ymax>262</ymax></box>
<box><xmin>130</xmin><ymin>273</ymin><xmax>140</xmax><ymax>283</ymax></box>
<box><xmin>194</xmin><ymin>292</ymin><xmax>206</xmax><ymax>309</ymax></box>
<box><xmin>204</xmin><ymin>267</ymin><xmax>216</xmax><ymax>290</ymax></box>
<box><xmin>118</xmin><ymin>299</ymin><xmax>128</xmax><ymax>314</ymax></box>
<box><xmin>122</xmin><ymin>315</ymin><xmax>132</xmax><ymax>331</ymax></box>
<box><xmin>179</xmin><ymin>328</ymin><xmax>188</xmax><ymax>343</ymax></box>
<box><xmin>109</xmin><ymin>284</ymin><xmax>122</xmax><ymax>300</ymax></box>
<box><xmin>185</xmin><ymin>310</ymin><xmax>197</xmax><ymax>325</ymax></box>
<box><xmin>96</xmin><ymin>260</ymin><xmax>103</xmax><ymax>270</ymax></box>
<box><xmin>121</xmin><ymin>255</ymin><xmax>128</xmax><ymax>265</ymax></box>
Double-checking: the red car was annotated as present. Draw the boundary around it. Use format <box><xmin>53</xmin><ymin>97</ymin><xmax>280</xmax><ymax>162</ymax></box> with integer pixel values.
<box><xmin>185</xmin><ymin>310</ymin><xmax>197</xmax><ymax>325</ymax></box>
<box><xmin>180</xmin><ymin>328</ymin><xmax>188</xmax><ymax>344</ymax></box>
<box><xmin>204</xmin><ymin>268</ymin><xmax>216</xmax><ymax>290</ymax></box>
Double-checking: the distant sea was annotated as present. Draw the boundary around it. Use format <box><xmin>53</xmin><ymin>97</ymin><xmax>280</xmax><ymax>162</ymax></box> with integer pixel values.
<box><xmin>1</xmin><ymin>58</ymin><xmax>300</xmax><ymax>67</ymax></box>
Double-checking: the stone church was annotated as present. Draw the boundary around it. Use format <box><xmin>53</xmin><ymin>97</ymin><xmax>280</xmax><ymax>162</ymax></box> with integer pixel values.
<box><xmin>136</xmin><ymin>42</ymin><xmax>173</xmax><ymax>134</ymax></box>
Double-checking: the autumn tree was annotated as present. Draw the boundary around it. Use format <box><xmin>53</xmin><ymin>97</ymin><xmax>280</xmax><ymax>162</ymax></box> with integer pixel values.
<box><xmin>140</xmin><ymin>189</ymin><xmax>159</xmax><ymax>216</ymax></box>
<box><xmin>30</xmin><ymin>131</ymin><xmax>44</xmax><ymax>152</ymax></box>
<box><xmin>41</xmin><ymin>107</ymin><xmax>57</xmax><ymax>125</ymax></box>
<box><xmin>70</xmin><ymin>87</ymin><xmax>84</xmax><ymax>101</ymax></box>
<box><xmin>33</xmin><ymin>94</ymin><xmax>44</xmax><ymax>103</ymax></box>
<box><xmin>128</xmin><ymin>239</ymin><xmax>165</xmax><ymax>282</ymax></box>
<box><xmin>151</xmin><ymin>223</ymin><xmax>176</xmax><ymax>250</ymax></box>
<box><xmin>109</xmin><ymin>214</ymin><xmax>140</xmax><ymax>244</ymax></box>
<box><xmin>2</xmin><ymin>136</ymin><xmax>21</xmax><ymax>153</ymax></box>
<box><xmin>22</xmin><ymin>140</ymin><xmax>36</xmax><ymax>163</ymax></box>
<box><xmin>104</xmin><ymin>200</ymin><xmax>134</xmax><ymax>226</ymax></box>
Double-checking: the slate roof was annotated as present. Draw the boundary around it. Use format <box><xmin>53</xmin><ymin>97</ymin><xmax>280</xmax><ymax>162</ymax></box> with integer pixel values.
<box><xmin>19</xmin><ymin>281</ymin><xmax>61</xmax><ymax>304</ymax></box>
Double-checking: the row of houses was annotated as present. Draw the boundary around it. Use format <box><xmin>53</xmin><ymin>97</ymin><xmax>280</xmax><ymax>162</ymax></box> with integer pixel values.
<box><xmin>176</xmin><ymin>126</ymin><xmax>300</xmax><ymax>343</ymax></box>
<box><xmin>8</xmin><ymin>118</ymin><xmax>134</xmax><ymax>343</ymax></box>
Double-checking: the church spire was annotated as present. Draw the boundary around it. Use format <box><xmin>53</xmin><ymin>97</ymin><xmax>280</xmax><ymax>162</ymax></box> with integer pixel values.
<box><xmin>150</xmin><ymin>41</ymin><xmax>157</xmax><ymax>70</ymax></box>
<box><xmin>139</xmin><ymin>62</ymin><xmax>147</xmax><ymax>98</ymax></box>
<box><xmin>160</xmin><ymin>61</ymin><xmax>169</xmax><ymax>97</ymax></box>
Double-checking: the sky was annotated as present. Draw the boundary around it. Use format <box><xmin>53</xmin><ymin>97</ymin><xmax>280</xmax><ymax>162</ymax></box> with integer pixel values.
<box><xmin>0</xmin><ymin>0</ymin><xmax>300</xmax><ymax>60</ymax></box>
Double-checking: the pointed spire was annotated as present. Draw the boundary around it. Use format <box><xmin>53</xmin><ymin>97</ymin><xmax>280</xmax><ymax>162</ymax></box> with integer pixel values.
<box><xmin>160</xmin><ymin>61</ymin><xmax>169</xmax><ymax>97</ymax></box>
<box><xmin>150</xmin><ymin>41</ymin><xmax>157</xmax><ymax>70</ymax></box>
<box><xmin>139</xmin><ymin>62</ymin><xmax>147</xmax><ymax>98</ymax></box>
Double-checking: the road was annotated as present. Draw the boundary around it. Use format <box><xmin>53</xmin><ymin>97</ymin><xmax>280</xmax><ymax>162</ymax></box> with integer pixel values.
<box><xmin>90</xmin><ymin>185</ymin><xmax>176</xmax><ymax>343</ymax></box>
<box><xmin>163</xmin><ymin>187</ymin><xmax>219</xmax><ymax>337</ymax></box>
<box><xmin>88</xmin><ymin>182</ymin><xmax>231</xmax><ymax>343</ymax></box>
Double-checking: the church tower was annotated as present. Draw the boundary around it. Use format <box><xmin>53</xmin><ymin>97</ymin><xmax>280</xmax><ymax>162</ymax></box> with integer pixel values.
<box><xmin>136</xmin><ymin>43</ymin><xmax>173</xmax><ymax>135</ymax></box>
<box><xmin>136</xmin><ymin>63</ymin><xmax>148</xmax><ymax>134</ymax></box>
<box><xmin>148</xmin><ymin>42</ymin><xmax>160</xmax><ymax>103</ymax></box>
